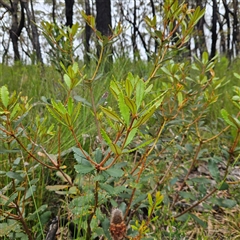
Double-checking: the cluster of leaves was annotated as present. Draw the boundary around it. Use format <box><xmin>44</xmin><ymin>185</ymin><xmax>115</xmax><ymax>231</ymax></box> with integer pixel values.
<box><xmin>0</xmin><ymin>0</ymin><xmax>239</xmax><ymax>239</ymax></box>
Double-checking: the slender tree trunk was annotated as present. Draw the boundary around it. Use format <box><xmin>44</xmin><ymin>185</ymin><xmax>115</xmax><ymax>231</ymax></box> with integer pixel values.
<box><xmin>132</xmin><ymin>0</ymin><xmax>137</xmax><ymax>59</ymax></box>
<box><xmin>84</xmin><ymin>0</ymin><xmax>91</xmax><ymax>63</ymax></box>
<box><xmin>210</xmin><ymin>0</ymin><xmax>217</xmax><ymax>59</ymax></box>
<box><xmin>96</xmin><ymin>0</ymin><xmax>111</xmax><ymax>36</ymax></box>
<box><xmin>21</xmin><ymin>0</ymin><xmax>43</xmax><ymax>63</ymax></box>
<box><xmin>52</xmin><ymin>0</ymin><xmax>56</xmax><ymax>23</ymax></box>
<box><xmin>96</xmin><ymin>0</ymin><xmax>112</xmax><ymax>65</ymax></box>
<box><xmin>222</xmin><ymin>0</ymin><xmax>231</xmax><ymax>58</ymax></box>
<box><xmin>65</xmin><ymin>0</ymin><xmax>74</xmax><ymax>27</ymax></box>
<box><xmin>195</xmin><ymin>0</ymin><xmax>206</xmax><ymax>58</ymax></box>
<box><xmin>9</xmin><ymin>0</ymin><xmax>24</xmax><ymax>61</ymax></box>
<box><xmin>232</xmin><ymin>0</ymin><xmax>239</xmax><ymax>56</ymax></box>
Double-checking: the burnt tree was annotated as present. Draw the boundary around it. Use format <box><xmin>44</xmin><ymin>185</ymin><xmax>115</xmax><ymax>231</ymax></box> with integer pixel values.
<box><xmin>65</xmin><ymin>0</ymin><xmax>74</xmax><ymax>27</ymax></box>
<box><xmin>0</xmin><ymin>0</ymin><xmax>24</xmax><ymax>61</ymax></box>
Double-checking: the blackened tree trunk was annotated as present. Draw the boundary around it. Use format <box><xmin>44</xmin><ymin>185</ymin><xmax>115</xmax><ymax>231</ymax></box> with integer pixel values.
<box><xmin>96</xmin><ymin>0</ymin><xmax>112</xmax><ymax>66</ymax></box>
<box><xmin>21</xmin><ymin>0</ymin><xmax>43</xmax><ymax>63</ymax></box>
<box><xmin>195</xmin><ymin>0</ymin><xmax>206</xmax><ymax>57</ymax></box>
<box><xmin>222</xmin><ymin>0</ymin><xmax>231</xmax><ymax>58</ymax></box>
<box><xmin>0</xmin><ymin>0</ymin><xmax>24</xmax><ymax>61</ymax></box>
<box><xmin>132</xmin><ymin>0</ymin><xmax>137</xmax><ymax>59</ymax></box>
<box><xmin>52</xmin><ymin>0</ymin><xmax>56</xmax><ymax>23</ymax></box>
<box><xmin>84</xmin><ymin>0</ymin><xmax>91</xmax><ymax>63</ymax></box>
<box><xmin>210</xmin><ymin>0</ymin><xmax>217</xmax><ymax>60</ymax></box>
<box><xmin>96</xmin><ymin>0</ymin><xmax>111</xmax><ymax>37</ymax></box>
<box><xmin>65</xmin><ymin>0</ymin><xmax>74</xmax><ymax>27</ymax></box>
<box><xmin>232</xmin><ymin>0</ymin><xmax>239</xmax><ymax>56</ymax></box>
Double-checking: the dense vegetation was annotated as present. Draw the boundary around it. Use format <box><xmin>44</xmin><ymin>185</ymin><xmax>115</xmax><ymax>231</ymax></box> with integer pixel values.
<box><xmin>0</xmin><ymin>1</ymin><xmax>240</xmax><ymax>240</ymax></box>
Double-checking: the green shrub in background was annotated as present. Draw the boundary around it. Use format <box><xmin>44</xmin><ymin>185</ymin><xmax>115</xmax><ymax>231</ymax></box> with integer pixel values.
<box><xmin>0</xmin><ymin>0</ymin><xmax>239</xmax><ymax>239</ymax></box>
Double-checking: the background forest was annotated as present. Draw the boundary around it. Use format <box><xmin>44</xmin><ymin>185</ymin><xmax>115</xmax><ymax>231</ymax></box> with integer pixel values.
<box><xmin>0</xmin><ymin>0</ymin><xmax>240</xmax><ymax>240</ymax></box>
<box><xmin>0</xmin><ymin>0</ymin><xmax>240</xmax><ymax>63</ymax></box>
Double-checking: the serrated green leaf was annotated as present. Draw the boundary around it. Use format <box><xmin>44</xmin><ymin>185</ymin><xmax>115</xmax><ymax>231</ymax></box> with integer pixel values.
<box><xmin>125</xmin><ymin>96</ymin><xmax>137</xmax><ymax>115</ymax></box>
<box><xmin>99</xmin><ymin>183</ymin><xmax>114</xmax><ymax>194</ymax></box>
<box><xmin>100</xmin><ymin>106</ymin><xmax>123</xmax><ymax>123</ymax></box>
<box><xmin>74</xmin><ymin>164</ymin><xmax>94</xmax><ymax>174</ymax></box>
<box><xmin>105</xmin><ymin>168</ymin><xmax>124</xmax><ymax>177</ymax></box>
<box><xmin>134</xmin><ymin>106</ymin><xmax>156</xmax><ymax>127</ymax></box>
<box><xmin>125</xmin><ymin>77</ymin><xmax>133</xmax><ymax>97</ymax></box>
<box><xmin>51</xmin><ymin>100</ymin><xmax>67</xmax><ymax>115</ymax></box>
<box><xmin>110</xmin><ymin>80</ymin><xmax>121</xmax><ymax>100</ymax></box>
<box><xmin>220</xmin><ymin>109</ymin><xmax>237</xmax><ymax>128</ymax></box>
<box><xmin>0</xmin><ymin>86</ymin><xmax>9</xmax><ymax>108</ymax></box>
<box><xmin>73</xmin><ymin>147</ymin><xmax>91</xmax><ymax>166</ymax></box>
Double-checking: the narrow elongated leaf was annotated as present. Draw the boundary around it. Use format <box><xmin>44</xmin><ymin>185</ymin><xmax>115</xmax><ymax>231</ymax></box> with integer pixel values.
<box><xmin>72</xmin><ymin>102</ymin><xmax>82</xmax><ymax>124</ymax></box>
<box><xmin>0</xmin><ymin>86</ymin><xmax>9</xmax><ymax>108</ymax></box>
<box><xmin>64</xmin><ymin>74</ymin><xmax>71</xmax><ymax>89</ymax></box>
<box><xmin>125</xmin><ymin>77</ymin><xmax>133</xmax><ymax>97</ymax></box>
<box><xmin>100</xmin><ymin>106</ymin><xmax>123</xmax><ymax>123</ymax></box>
<box><xmin>134</xmin><ymin>106</ymin><xmax>156</xmax><ymax>127</ymax></box>
<box><xmin>110</xmin><ymin>80</ymin><xmax>121</xmax><ymax>100</ymax></box>
<box><xmin>6</xmin><ymin>171</ymin><xmax>23</xmax><ymax>181</ymax></box>
<box><xmin>125</xmin><ymin>96</ymin><xmax>137</xmax><ymax>115</ymax></box>
<box><xmin>100</xmin><ymin>128</ymin><xmax>112</xmax><ymax>145</ymax></box>
<box><xmin>136</xmin><ymin>79</ymin><xmax>145</xmax><ymax>109</ymax></box>
<box><xmin>46</xmin><ymin>185</ymin><xmax>69</xmax><ymax>191</ymax></box>
<box><xmin>46</xmin><ymin>105</ymin><xmax>67</xmax><ymax>126</ymax></box>
<box><xmin>51</xmin><ymin>100</ymin><xmax>67</xmax><ymax>115</ymax></box>
<box><xmin>109</xmin><ymin>143</ymin><xmax>122</xmax><ymax>155</ymax></box>
<box><xmin>124</xmin><ymin>128</ymin><xmax>138</xmax><ymax>147</ymax></box>
<box><xmin>10</xmin><ymin>103</ymin><xmax>20</xmax><ymax>120</ymax></box>
<box><xmin>220</xmin><ymin>109</ymin><xmax>237</xmax><ymax>128</ymax></box>
<box><xmin>190</xmin><ymin>213</ymin><xmax>207</xmax><ymax>228</ymax></box>
<box><xmin>3</xmin><ymin>192</ymin><xmax>18</xmax><ymax>208</ymax></box>
<box><xmin>56</xmin><ymin>171</ymin><xmax>72</xmax><ymax>184</ymax></box>
<box><xmin>118</xmin><ymin>92</ymin><xmax>130</xmax><ymax>125</ymax></box>
<box><xmin>67</xmin><ymin>97</ymin><xmax>74</xmax><ymax>115</ymax></box>
<box><xmin>74</xmin><ymin>95</ymin><xmax>91</xmax><ymax>106</ymax></box>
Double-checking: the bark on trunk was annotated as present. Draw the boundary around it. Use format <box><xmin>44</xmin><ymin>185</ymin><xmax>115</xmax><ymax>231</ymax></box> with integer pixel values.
<box><xmin>21</xmin><ymin>0</ymin><xmax>43</xmax><ymax>63</ymax></box>
<box><xmin>65</xmin><ymin>0</ymin><xmax>74</xmax><ymax>27</ymax></box>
